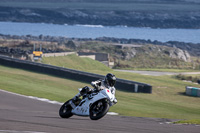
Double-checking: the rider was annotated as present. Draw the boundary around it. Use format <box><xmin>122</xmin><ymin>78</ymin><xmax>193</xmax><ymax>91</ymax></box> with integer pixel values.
<box><xmin>73</xmin><ymin>73</ymin><xmax>117</xmax><ymax>104</ymax></box>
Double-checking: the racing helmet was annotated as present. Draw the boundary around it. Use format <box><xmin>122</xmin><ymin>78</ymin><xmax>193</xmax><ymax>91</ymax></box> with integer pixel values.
<box><xmin>105</xmin><ymin>73</ymin><xmax>116</xmax><ymax>87</ymax></box>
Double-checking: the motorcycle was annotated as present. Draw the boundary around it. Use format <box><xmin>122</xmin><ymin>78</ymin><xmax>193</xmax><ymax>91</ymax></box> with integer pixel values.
<box><xmin>59</xmin><ymin>87</ymin><xmax>116</xmax><ymax>120</ymax></box>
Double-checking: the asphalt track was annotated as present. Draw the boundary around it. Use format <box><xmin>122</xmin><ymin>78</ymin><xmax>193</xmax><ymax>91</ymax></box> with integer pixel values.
<box><xmin>0</xmin><ymin>89</ymin><xmax>199</xmax><ymax>133</ymax></box>
<box><xmin>115</xmin><ymin>70</ymin><xmax>200</xmax><ymax>76</ymax></box>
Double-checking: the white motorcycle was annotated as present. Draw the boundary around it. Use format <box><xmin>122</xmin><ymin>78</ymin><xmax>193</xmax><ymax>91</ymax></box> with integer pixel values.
<box><xmin>59</xmin><ymin>87</ymin><xmax>116</xmax><ymax>120</ymax></box>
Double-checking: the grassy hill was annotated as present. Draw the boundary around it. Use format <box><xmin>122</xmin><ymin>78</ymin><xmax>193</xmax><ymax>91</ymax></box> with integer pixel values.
<box><xmin>41</xmin><ymin>54</ymin><xmax>112</xmax><ymax>73</ymax></box>
<box><xmin>1</xmin><ymin>37</ymin><xmax>200</xmax><ymax>71</ymax></box>
<box><xmin>77</xmin><ymin>42</ymin><xmax>199</xmax><ymax>70</ymax></box>
<box><xmin>0</xmin><ymin>58</ymin><xmax>200</xmax><ymax>120</ymax></box>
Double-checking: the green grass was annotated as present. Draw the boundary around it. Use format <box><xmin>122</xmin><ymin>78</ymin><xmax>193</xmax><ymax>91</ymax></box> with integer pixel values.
<box><xmin>174</xmin><ymin>119</ymin><xmax>200</xmax><ymax>125</ymax></box>
<box><xmin>1</xmin><ymin>63</ymin><xmax>200</xmax><ymax>120</ymax></box>
<box><xmin>41</xmin><ymin>54</ymin><xmax>112</xmax><ymax>72</ymax></box>
<box><xmin>0</xmin><ymin>65</ymin><xmax>88</xmax><ymax>102</ymax></box>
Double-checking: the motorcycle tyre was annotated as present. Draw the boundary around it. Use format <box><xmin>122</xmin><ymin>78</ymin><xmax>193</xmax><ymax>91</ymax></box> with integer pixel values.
<box><xmin>59</xmin><ymin>100</ymin><xmax>73</xmax><ymax>118</ymax></box>
<box><xmin>89</xmin><ymin>99</ymin><xmax>109</xmax><ymax>120</ymax></box>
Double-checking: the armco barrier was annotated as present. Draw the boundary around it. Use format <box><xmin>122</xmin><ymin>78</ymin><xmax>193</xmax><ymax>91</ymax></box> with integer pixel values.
<box><xmin>0</xmin><ymin>55</ymin><xmax>152</xmax><ymax>93</ymax></box>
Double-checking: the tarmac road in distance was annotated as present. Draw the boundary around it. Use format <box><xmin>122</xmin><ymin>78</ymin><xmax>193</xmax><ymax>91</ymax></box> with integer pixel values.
<box><xmin>0</xmin><ymin>89</ymin><xmax>199</xmax><ymax>133</ymax></box>
<box><xmin>114</xmin><ymin>69</ymin><xmax>200</xmax><ymax>76</ymax></box>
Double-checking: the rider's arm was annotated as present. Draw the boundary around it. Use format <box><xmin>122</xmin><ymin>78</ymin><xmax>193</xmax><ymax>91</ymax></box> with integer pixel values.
<box><xmin>91</xmin><ymin>80</ymin><xmax>101</xmax><ymax>89</ymax></box>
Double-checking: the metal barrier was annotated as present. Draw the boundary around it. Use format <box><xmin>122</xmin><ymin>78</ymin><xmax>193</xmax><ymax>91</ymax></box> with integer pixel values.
<box><xmin>0</xmin><ymin>55</ymin><xmax>152</xmax><ymax>93</ymax></box>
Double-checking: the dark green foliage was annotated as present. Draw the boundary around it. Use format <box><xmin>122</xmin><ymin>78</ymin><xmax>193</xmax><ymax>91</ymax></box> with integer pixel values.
<box><xmin>65</xmin><ymin>41</ymin><xmax>76</xmax><ymax>50</ymax></box>
<box><xmin>175</xmin><ymin>74</ymin><xmax>200</xmax><ymax>83</ymax></box>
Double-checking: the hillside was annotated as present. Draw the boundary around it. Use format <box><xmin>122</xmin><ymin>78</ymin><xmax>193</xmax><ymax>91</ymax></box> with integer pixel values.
<box><xmin>42</xmin><ymin>54</ymin><xmax>112</xmax><ymax>72</ymax></box>
<box><xmin>0</xmin><ymin>0</ymin><xmax>200</xmax><ymax>28</ymax></box>
<box><xmin>77</xmin><ymin>42</ymin><xmax>196</xmax><ymax>69</ymax></box>
<box><xmin>0</xmin><ymin>35</ymin><xmax>200</xmax><ymax>70</ymax></box>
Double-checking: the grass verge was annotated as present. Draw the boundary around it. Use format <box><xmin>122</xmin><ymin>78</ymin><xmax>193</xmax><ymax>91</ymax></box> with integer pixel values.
<box><xmin>0</xmin><ymin>65</ymin><xmax>88</xmax><ymax>102</ymax></box>
<box><xmin>173</xmin><ymin>119</ymin><xmax>200</xmax><ymax>125</ymax></box>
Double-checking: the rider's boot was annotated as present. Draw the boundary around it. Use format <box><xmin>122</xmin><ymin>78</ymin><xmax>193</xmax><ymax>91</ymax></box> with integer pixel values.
<box><xmin>72</xmin><ymin>86</ymin><xmax>91</xmax><ymax>101</ymax></box>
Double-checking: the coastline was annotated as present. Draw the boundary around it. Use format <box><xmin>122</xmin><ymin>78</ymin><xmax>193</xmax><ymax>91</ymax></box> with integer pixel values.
<box><xmin>1</xmin><ymin>6</ymin><xmax>200</xmax><ymax>29</ymax></box>
<box><xmin>1</xmin><ymin>21</ymin><xmax>200</xmax><ymax>44</ymax></box>
<box><xmin>0</xmin><ymin>34</ymin><xmax>200</xmax><ymax>57</ymax></box>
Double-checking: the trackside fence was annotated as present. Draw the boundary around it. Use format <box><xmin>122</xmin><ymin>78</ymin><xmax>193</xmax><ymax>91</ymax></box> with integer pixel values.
<box><xmin>0</xmin><ymin>55</ymin><xmax>152</xmax><ymax>93</ymax></box>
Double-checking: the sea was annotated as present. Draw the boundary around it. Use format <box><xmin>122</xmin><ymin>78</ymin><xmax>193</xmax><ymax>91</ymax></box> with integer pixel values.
<box><xmin>0</xmin><ymin>21</ymin><xmax>200</xmax><ymax>43</ymax></box>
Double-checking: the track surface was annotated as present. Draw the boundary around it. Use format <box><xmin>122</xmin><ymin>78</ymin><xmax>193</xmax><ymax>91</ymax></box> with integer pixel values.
<box><xmin>0</xmin><ymin>90</ymin><xmax>199</xmax><ymax>133</ymax></box>
<box><xmin>115</xmin><ymin>70</ymin><xmax>200</xmax><ymax>76</ymax></box>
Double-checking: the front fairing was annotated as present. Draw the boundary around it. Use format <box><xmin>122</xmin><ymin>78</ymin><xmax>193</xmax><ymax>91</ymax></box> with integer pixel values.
<box><xmin>72</xmin><ymin>89</ymin><xmax>114</xmax><ymax>116</ymax></box>
<box><xmin>99</xmin><ymin>89</ymin><xmax>115</xmax><ymax>103</ymax></box>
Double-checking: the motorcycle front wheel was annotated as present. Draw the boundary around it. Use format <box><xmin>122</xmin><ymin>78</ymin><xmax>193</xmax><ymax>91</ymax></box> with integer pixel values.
<box><xmin>89</xmin><ymin>99</ymin><xmax>109</xmax><ymax>120</ymax></box>
<box><xmin>59</xmin><ymin>100</ymin><xmax>73</xmax><ymax>118</ymax></box>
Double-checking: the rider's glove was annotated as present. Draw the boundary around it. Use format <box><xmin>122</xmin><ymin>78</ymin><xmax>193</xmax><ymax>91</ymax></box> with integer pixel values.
<box><xmin>96</xmin><ymin>86</ymin><xmax>102</xmax><ymax>91</ymax></box>
<box><xmin>94</xmin><ymin>84</ymin><xmax>98</xmax><ymax>89</ymax></box>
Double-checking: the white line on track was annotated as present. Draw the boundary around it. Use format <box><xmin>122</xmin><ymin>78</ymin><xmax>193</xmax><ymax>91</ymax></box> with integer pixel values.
<box><xmin>0</xmin><ymin>89</ymin><xmax>119</xmax><ymax>115</ymax></box>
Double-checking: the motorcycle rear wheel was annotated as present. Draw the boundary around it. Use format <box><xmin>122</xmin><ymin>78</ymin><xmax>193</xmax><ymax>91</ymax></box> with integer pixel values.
<box><xmin>59</xmin><ymin>100</ymin><xmax>73</xmax><ymax>118</ymax></box>
<box><xmin>89</xmin><ymin>99</ymin><xmax>109</xmax><ymax>120</ymax></box>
